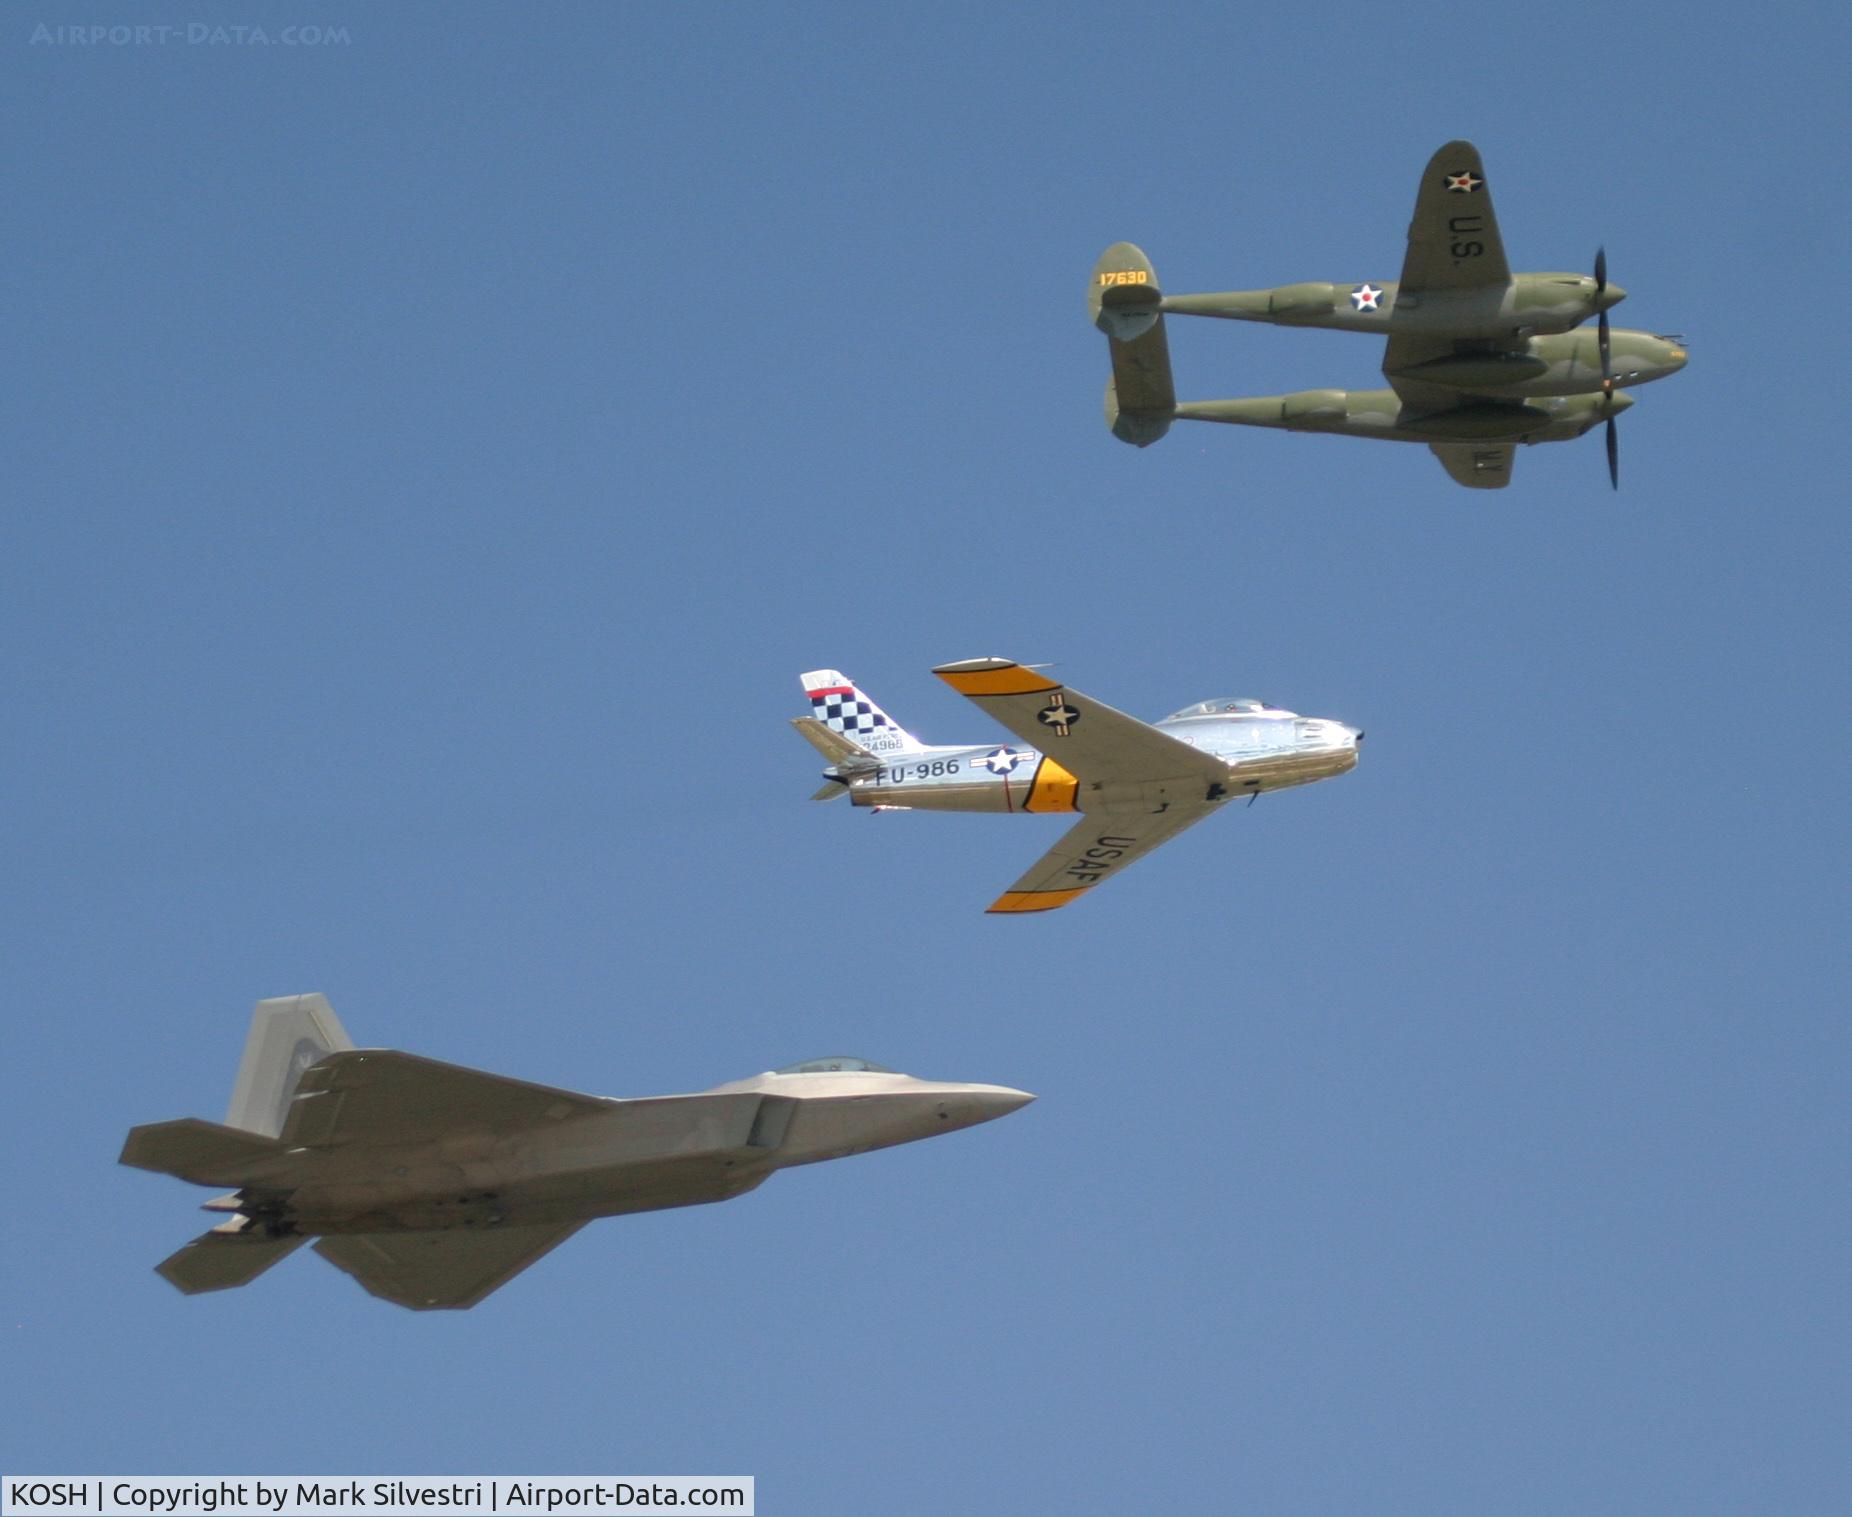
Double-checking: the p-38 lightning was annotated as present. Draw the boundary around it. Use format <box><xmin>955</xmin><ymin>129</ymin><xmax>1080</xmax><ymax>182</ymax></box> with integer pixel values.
<box><xmin>794</xmin><ymin>660</ymin><xmax>1361</xmax><ymax>913</ymax></box>
<box><xmin>123</xmin><ymin>995</ymin><xmax>1031</xmax><ymax>1310</ymax></box>
<box><xmin>1091</xmin><ymin>139</ymin><xmax>1685</xmax><ymax>489</ymax></box>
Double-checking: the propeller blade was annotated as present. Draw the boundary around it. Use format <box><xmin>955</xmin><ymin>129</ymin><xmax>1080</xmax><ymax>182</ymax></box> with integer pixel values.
<box><xmin>1595</xmin><ymin>248</ymin><xmax>1617</xmax><ymax>490</ymax></box>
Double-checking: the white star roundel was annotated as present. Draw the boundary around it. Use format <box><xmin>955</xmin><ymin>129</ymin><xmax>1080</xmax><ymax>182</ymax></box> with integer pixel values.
<box><xmin>1445</xmin><ymin>171</ymin><xmax>1483</xmax><ymax>193</ymax></box>
<box><xmin>1350</xmin><ymin>283</ymin><xmax>1383</xmax><ymax>312</ymax></box>
<box><xmin>983</xmin><ymin>747</ymin><xmax>1025</xmax><ymax>775</ymax></box>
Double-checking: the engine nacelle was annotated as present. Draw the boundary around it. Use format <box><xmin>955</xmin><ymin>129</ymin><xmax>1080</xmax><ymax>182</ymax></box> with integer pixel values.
<box><xmin>1266</xmin><ymin>282</ymin><xmax>1339</xmax><ymax>318</ymax></box>
<box><xmin>1397</xmin><ymin>352</ymin><xmax>1549</xmax><ymax>388</ymax></box>
<box><xmin>1280</xmin><ymin>388</ymin><xmax>1348</xmax><ymax>422</ymax></box>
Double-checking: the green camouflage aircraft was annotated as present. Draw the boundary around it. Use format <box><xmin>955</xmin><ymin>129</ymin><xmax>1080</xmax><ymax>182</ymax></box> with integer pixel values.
<box><xmin>1090</xmin><ymin>140</ymin><xmax>1685</xmax><ymax>489</ymax></box>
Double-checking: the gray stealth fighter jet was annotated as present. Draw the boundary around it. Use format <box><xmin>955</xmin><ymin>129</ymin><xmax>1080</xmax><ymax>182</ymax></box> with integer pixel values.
<box><xmin>122</xmin><ymin>995</ymin><xmax>1032</xmax><ymax>1310</ymax></box>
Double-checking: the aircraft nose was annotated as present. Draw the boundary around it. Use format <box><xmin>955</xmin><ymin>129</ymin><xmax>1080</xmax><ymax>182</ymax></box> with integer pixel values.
<box><xmin>938</xmin><ymin>1085</ymin><xmax>1035</xmax><ymax>1129</ymax></box>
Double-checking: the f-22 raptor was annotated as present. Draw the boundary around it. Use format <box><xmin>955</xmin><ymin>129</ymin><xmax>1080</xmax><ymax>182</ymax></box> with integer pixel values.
<box><xmin>1092</xmin><ymin>140</ymin><xmax>1686</xmax><ymax>489</ymax></box>
<box><xmin>122</xmin><ymin>995</ymin><xmax>1032</xmax><ymax>1310</ymax></box>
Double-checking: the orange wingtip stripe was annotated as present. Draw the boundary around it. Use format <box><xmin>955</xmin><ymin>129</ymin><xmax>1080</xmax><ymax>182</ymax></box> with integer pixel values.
<box><xmin>987</xmin><ymin>887</ymin><xmax>1090</xmax><ymax>914</ymax></box>
<box><xmin>935</xmin><ymin>665</ymin><xmax>1060</xmax><ymax>697</ymax></box>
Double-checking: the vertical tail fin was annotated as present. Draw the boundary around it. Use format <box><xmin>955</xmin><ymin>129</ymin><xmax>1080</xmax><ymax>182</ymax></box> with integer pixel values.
<box><xmin>799</xmin><ymin>670</ymin><xmax>929</xmax><ymax>757</ymax></box>
<box><xmin>1090</xmin><ymin>242</ymin><xmax>1175</xmax><ymax>446</ymax></box>
<box><xmin>225</xmin><ymin>993</ymin><xmax>355</xmax><ymax>1138</ymax></box>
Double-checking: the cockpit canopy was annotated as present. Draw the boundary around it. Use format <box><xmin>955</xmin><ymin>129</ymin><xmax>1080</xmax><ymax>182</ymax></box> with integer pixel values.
<box><xmin>1162</xmin><ymin>697</ymin><xmax>1291</xmax><ymax>721</ymax></box>
<box><xmin>773</xmin><ymin>1056</ymin><xmax>897</xmax><ymax>1075</ymax></box>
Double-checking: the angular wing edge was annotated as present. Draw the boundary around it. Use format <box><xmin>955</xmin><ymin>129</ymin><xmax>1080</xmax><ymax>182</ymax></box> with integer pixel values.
<box><xmin>314</xmin><ymin>1223</ymin><xmax>587</xmax><ymax>1311</ymax></box>
<box><xmin>282</xmin><ymin>1050</ymin><xmax>613</xmax><ymax>1149</ymax></box>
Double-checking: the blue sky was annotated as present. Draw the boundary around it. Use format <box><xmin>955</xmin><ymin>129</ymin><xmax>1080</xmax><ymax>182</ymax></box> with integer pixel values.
<box><xmin>6</xmin><ymin>3</ymin><xmax>1849</xmax><ymax>1512</ymax></box>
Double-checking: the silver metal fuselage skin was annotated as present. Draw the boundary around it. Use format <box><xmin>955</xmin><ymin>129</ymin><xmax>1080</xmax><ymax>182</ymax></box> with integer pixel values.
<box><xmin>230</xmin><ymin>1071</ymin><xmax>1030</xmax><ymax>1235</ymax></box>
<box><xmin>843</xmin><ymin>709</ymin><xmax>1360</xmax><ymax>813</ymax></box>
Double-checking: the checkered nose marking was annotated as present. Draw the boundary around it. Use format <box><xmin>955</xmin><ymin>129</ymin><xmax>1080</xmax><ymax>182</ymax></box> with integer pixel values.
<box><xmin>809</xmin><ymin>686</ymin><xmax>892</xmax><ymax>739</ymax></box>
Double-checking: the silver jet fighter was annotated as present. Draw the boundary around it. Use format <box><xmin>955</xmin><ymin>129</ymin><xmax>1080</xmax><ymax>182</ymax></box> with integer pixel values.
<box><xmin>793</xmin><ymin>660</ymin><xmax>1361</xmax><ymax>913</ymax></box>
<box><xmin>122</xmin><ymin>995</ymin><xmax>1033</xmax><ymax>1310</ymax></box>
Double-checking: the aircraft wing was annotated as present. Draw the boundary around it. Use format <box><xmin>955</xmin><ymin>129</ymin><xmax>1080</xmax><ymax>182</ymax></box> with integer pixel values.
<box><xmin>933</xmin><ymin>658</ymin><xmax>1228</xmax><ymax>791</ymax></box>
<box><xmin>988</xmin><ymin>804</ymin><xmax>1218</xmax><ymax>913</ymax></box>
<box><xmin>314</xmin><ymin>1223</ymin><xmax>585</xmax><ymax>1311</ymax></box>
<box><xmin>281</xmin><ymin>1050</ymin><xmax>611</xmax><ymax>1148</ymax></box>
<box><xmin>1397</xmin><ymin>139</ymin><xmax>1510</xmax><ymax>295</ymax></box>
<box><xmin>1427</xmin><ymin>442</ymin><xmax>1515</xmax><ymax>489</ymax></box>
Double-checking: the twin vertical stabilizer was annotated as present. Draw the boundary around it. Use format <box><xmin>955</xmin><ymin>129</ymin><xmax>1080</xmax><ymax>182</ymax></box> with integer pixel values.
<box><xmin>1091</xmin><ymin>243</ymin><xmax>1175</xmax><ymax>446</ymax></box>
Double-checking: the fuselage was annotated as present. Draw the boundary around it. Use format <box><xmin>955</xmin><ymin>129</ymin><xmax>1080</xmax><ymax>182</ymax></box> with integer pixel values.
<box><xmin>230</xmin><ymin>1069</ymin><xmax>1030</xmax><ymax>1236</ymax></box>
<box><xmin>837</xmin><ymin>703</ymin><xmax>1360</xmax><ymax>814</ymax></box>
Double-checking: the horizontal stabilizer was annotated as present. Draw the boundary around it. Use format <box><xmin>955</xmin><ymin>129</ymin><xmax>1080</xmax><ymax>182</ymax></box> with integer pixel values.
<box><xmin>793</xmin><ymin>714</ymin><xmax>882</xmax><ymax>801</ymax></box>
<box><xmin>120</xmin><ymin>1118</ymin><xmax>290</xmax><ymax>1186</ymax></box>
<box><xmin>790</xmin><ymin>715</ymin><xmax>878</xmax><ymax>767</ymax></box>
<box><xmin>156</xmin><ymin>1227</ymin><xmax>306</xmax><ymax>1295</ymax></box>
<box><xmin>1091</xmin><ymin>243</ymin><xmax>1174</xmax><ymax>446</ymax></box>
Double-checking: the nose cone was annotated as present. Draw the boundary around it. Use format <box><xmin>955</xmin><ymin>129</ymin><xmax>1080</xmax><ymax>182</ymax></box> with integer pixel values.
<box><xmin>776</xmin><ymin>1078</ymin><xmax>1036</xmax><ymax>1166</ymax></box>
<box><xmin>937</xmin><ymin>1084</ymin><xmax>1036</xmax><ymax>1131</ymax></box>
<box><xmin>1597</xmin><ymin>280</ymin><xmax>1627</xmax><ymax>311</ymax></box>
<box><xmin>1658</xmin><ymin>338</ymin><xmax>1688</xmax><ymax>373</ymax></box>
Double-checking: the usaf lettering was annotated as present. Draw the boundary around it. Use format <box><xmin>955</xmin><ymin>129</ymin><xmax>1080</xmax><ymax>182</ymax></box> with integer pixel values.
<box><xmin>1065</xmin><ymin>835</ymin><xmax>1136</xmax><ymax>884</ymax></box>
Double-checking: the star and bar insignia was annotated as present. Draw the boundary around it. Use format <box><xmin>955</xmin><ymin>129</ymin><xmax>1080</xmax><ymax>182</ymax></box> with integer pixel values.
<box><xmin>982</xmin><ymin>747</ymin><xmax>1026</xmax><ymax>775</ymax></box>
<box><xmin>1349</xmin><ymin>283</ymin><xmax>1383</xmax><ymax>311</ymax></box>
<box><xmin>1445</xmin><ymin>171</ymin><xmax>1483</xmax><ymax>193</ymax></box>
<box><xmin>1036</xmin><ymin>698</ymin><xmax>1081</xmax><ymax>736</ymax></box>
